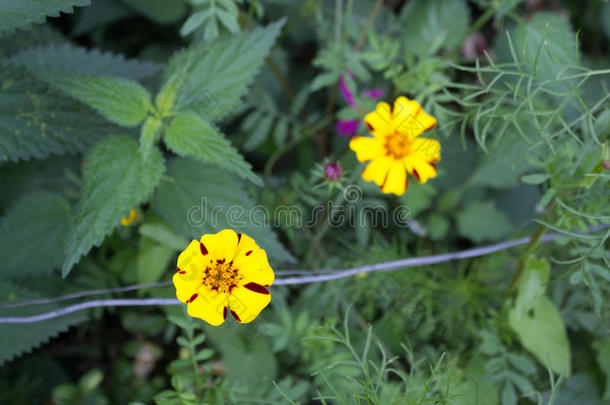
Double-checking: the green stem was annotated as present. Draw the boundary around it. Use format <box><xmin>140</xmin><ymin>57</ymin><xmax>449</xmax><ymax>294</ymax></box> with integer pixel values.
<box><xmin>505</xmin><ymin>201</ymin><xmax>557</xmax><ymax>297</ymax></box>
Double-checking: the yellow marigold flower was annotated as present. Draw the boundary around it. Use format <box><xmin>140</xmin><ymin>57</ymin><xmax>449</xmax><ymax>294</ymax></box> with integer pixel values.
<box><xmin>349</xmin><ymin>96</ymin><xmax>441</xmax><ymax>196</ymax></box>
<box><xmin>173</xmin><ymin>229</ymin><xmax>274</xmax><ymax>326</ymax></box>
<box><xmin>121</xmin><ymin>209</ymin><xmax>138</xmax><ymax>226</ymax></box>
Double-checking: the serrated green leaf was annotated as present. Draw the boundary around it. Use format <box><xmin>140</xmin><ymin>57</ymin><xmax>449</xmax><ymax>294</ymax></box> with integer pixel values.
<box><xmin>44</xmin><ymin>75</ymin><xmax>152</xmax><ymax>127</ymax></box>
<box><xmin>0</xmin><ymin>192</ymin><xmax>71</xmax><ymax>279</ymax></box>
<box><xmin>399</xmin><ymin>0</ymin><xmax>469</xmax><ymax>53</ymax></box>
<box><xmin>0</xmin><ymin>65</ymin><xmax>120</xmax><ymax>162</ymax></box>
<box><xmin>164</xmin><ymin>112</ymin><xmax>262</xmax><ymax>186</ymax></box>
<box><xmin>456</xmin><ymin>201</ymin><xmax>513</xmax><ymax>243</ymax></box>
<box><xmin>162</xmin><ymin>19</ymin><xmax>285</xmax><ymax>122</ymax></box>
<box><xmin>0</xmin><ymin>280</ymin><xmax>86</xmax><ymax>365</ymax></box>
<box><xmin>9</xmin><ymin>44</ymin><xmax>161</xmax><ymax>80</ymax></box>
<box><xmin>152</xmin><ymin>158</ymin><xmax>294</xmax><ymax>263</ymax></box>
<box><xmin>509</xmin><ymin>296</ymin><xmax>571</xmax><ymax>375</ymax></box>
<box><xmin>0</xmin><ymin>0</ymin><xmax>90</xmax><ymax>37</ymax></box>
<box><xmin>63</xmin><ymin>135</ymin><xmax>165</xmax><ymax>275</ymax></box>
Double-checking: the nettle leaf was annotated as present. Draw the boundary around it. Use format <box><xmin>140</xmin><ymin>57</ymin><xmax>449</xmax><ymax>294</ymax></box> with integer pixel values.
<box><xmin>164</xmin><ymin>112</ymin><xmax>262</xmax><ymax>186</ymax></box>
<box><xmin>63</xmin><ymin>135</ymin><xmax>165</xmax><ymax>276</ymax></box>
<box><xmin>161</xmin><ymin>19</ymin><xmax>285</xmax><ymax>122</ymax></box>
<box><xmin>153</xmin><ymin>158</ymin><xmax>294</xmax><ymax>263</ymax></box>
<box><xmin>0</xmin><ymin>280</ymin><xmax>86</xmax><ymax>365</ymax></box>
<box><xmin>42</xmin><ymin>75</ymin><xmax>153</xmax><ymax>128</ymax></box>
<box><xmin>9</xmin><ymin>44</ymin><xmax>161</xmax><ymax>80</ymax></box>
<box><xmin>0</xmin><ymin>192</ymin><xmax>71</xmax><ymax>279</ymax></box>
<box><xmin>509</xmin><ymin>297</ymin><xmax>571</xmax><ymax>375</ymax></box>
<box><xmin>0</xmin><ymin>0</ymin><xmax>90</xmax><ymax>37</ymax></box>
<box><xmin>456</xmin><ymin>201</ymin><xmax>513</xmax><ymax>243</ymax></box>
<box><xmin>399</xmin><ymin>0</ymin><xmax>469</xmax><ymax>53</ymax></box>
<box><xmin>0</xmin><ymin>65</ymin><xmax>121</xmax><ymax>162</ymax></box>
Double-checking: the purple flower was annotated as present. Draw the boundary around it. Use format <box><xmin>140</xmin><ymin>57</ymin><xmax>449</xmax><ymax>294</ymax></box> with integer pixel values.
<box><xmin>362</xmin><ymin>88</ymin><xmax>385</xmax><ymax>100</ymax></box>
<box><xmin>336</xmin><ymin>119</ymin><xmax>359</xmax><ymax>137</ymax></box>
<box><xmin>339</xmin><ymin>75</ymin><xmax>357</xmax><ymax>108</ymax></box>
<box><xmin>324</xmin><ymin>162</ymin><xmax>343</xmax><ymax>180</ymax></box>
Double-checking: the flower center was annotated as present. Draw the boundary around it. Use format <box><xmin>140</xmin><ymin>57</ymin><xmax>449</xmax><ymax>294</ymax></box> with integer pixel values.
<box><xmin>385</xmin><ymin>133</ymin><xmax>411</xmax><ymax>159</ymax></box>
<box><xmin>202</xmin><ymin>259</ymin><xmax>242</xmax><ymax>294</ymax></box>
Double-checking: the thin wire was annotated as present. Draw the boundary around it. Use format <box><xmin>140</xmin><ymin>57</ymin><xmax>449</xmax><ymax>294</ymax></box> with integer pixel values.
<box><xmin>0</xmin><ymin>299</ymin><xmax>179</xmax><ymax>324</ymax></box>
<box><xmin>0</xmin><ymin>281</ymin><xmax>172</xmax><ymax>309</ymax></box>
<box><xmin>1</xmin><ymin>225</ymin><xmax>606</xmax><ymax>324</ymax></box>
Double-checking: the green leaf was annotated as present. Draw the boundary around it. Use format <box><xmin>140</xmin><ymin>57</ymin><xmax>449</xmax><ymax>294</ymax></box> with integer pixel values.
<box><xmin>161</xmin><ymin>19</ymin><xmax>285</xmax><ymax>122</ymax></box>
<box><xmin>137</xmin><ymin>237</ymin><xmax>175</xmax><ymax>284</ymax></box>
<box><xmin>521</xmin><ymin>173</ymin><xmax>549</xmax><ymax>185</ymax></box>
<box><xmin>62</xmin><ymin>135</ymin><xmax>165</xmax><ymax>276</ymax></box>
<box><xmin>0</xmin><ymin>192</ymin><xmax>71</xmax><ymax>279</ymax></box>
<box><xmin>9</xmin><ymin>44</ymin><xmax>161</xmax><ymax>80</ymax></box>
<box><xmin>0</xmin><ymin>0</ymin><xmax>90</xmax><ymax>37</ymax></box>
<box><xmin>42</xmin><ymin>75</ymin><xmax>152</xmax><ymax>127</ymax></box>
<box><xmin>0</xmin><ymin>280</ymin><xmax>86</xmax><ymax>365</ymax></box>
<box><xmin>509</xmin><ymin>296</ymin><xmax>571</xmax><ymax>375</ymax></box>
<box><xmin>514</xmin><ymin>256</ymin><xmax>550</xmax><ymax>318</ymax></box>
<box><xmin>456</xmin><ymin>201</ymin><xmax>513</xmax><ymax>243</ymax></box>
<box><xmin>164</xmin><ymin>112</ymin><xmax>262</xmax><ymax>186</ymax></box>
<box><xmin>152</xmin><ymin>158</ymin><xmax>294</xmax><ymax>263</ymax></box>
<box><xmin>139</xmin><ymin>221</ymin><xmax>187</xmax><ymax>251</ymax></box>
<box><xmin>399</xmin><ymin>0</ymin><xmax>469</xmax><ymax>53</ymax></box>
<box><xmin>0</xmin><ymin>65</ymin><xmax>120</xmax><ymax>162</ymax></box>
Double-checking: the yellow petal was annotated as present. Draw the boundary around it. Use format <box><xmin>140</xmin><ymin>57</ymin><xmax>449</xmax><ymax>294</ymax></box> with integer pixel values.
<box><xmin>411</xmin><ymin>137</ymin><xmax>441</xmax><ymax>162</ymax></box>
<box><xmin>349</xmin><ymin>136</ymin><xmax>386</xmax><ymax>162</ymax></box>
<box><xmin>364</xmin><ymin>102</ymin><xmax>393</xmax><ymax>138</ymax></box>
<box><xmin>200</xmin><ymin>229</ymin><xmax>239</xmax><ymax>262</ymax></box>
<box><xmin>381</xmin><ymin>161</ymin><xmax>408</xmax><ymax>195</ymax></box>
<box><xmin>186</xmin><ymin>289</ymin><xmax>229</xmax><ymax>326</ymax></box>
<box><xmin>228</xmin><ymin>285</ymin><xmax>271</xmax><ymax>323</ymax></box>
<box><xmin>392</xmin><ymin>97</ymin><xmax>437</xmax><ymax>138</ymax></box>
<box><xmin>362</xmin><ymin>156</ymin><xmax>393</xmax><ymax>186</ymax></box>
<box><xmin>405</xmin><ymin>158</ymin><xmax>438</xmax><ymax>184</ymax></box>
<box><xmin>233</xmin><ymin>233</ymin><xmax>274</xmax><ymax>286</ymax></box>
<box><xmin>121</xmin><ymin>209</ymin><xmax>138</xmax><ymax>226</ymax></box>
<box><xmin>174</xmin><ymin>240</ymin><xmax>209</xmax><ymax>303</ymax></box>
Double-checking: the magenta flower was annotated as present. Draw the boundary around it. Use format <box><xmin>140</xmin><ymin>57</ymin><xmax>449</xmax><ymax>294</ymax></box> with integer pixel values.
<box><xmin>336</xmin><ymin>73</ymin><xmax>385</xmax><ymax>138</ymax></box>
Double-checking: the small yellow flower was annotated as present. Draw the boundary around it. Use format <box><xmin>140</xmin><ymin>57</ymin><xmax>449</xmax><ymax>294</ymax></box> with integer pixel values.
<box><xmin>349</xmin><ymin>96</ymin><xmax>441</xmax><ymax>195</ymax></box>
<box><xmin>121</xmin><ymin>209</ymin><xmax>138</xmax><ymax>226</ymax></box>
<box><xmin>173</xmin><ymin>229</ymin><xmax>274</xmax><ymax>326</ymax></box>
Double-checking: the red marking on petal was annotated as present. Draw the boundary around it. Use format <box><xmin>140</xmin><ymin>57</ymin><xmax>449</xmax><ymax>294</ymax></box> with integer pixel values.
<box><xmin>217</xmin><ymin>258</ymin><xmax>225</xmax><ymax>264</ymax></box>
<box><xmin>223</xmin><ymin>306</ymin><xmax>228</xmax><ymax>320</ymax></box>
<box><xmin>245</xmin><ymin>250</ymin><xmax>253</xmax><ymax>256</ymax></box>
<box><xmin>200</xmin><ymin>243</ymin><xmax>208</xmax><ymax>256</ymax></box>
<box><xmin>230</xmin><ymin>310</ymin><xmax>241</xmax><ymax>322</ymax></box>
<box><xmin>244</xmin><ymin>282</ymin><xmax>270</xmax><ymax>295</ymax></box>
<box><xmin>237</xmin><ymin>233</ymin><xmax>242</xmax><ymax>243</ymax></box>
<box><xmin>412</xmin><ymin>169</ymin><xmax>420</xmax><ymax>182</ymax></box>
<box><xmin>178</xmin><ymin>270</ymin><xmax>186</xmax><ymax>274</ymax></box>
<box><xmin>366</xmin><ymin>122</ymin><xmax>374</xmax><ymax>131</ymax></box>
<box><xmin>187</xmin><ymin>293</ymin><xmax>198</xmax><ymax>303</ymax></box>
